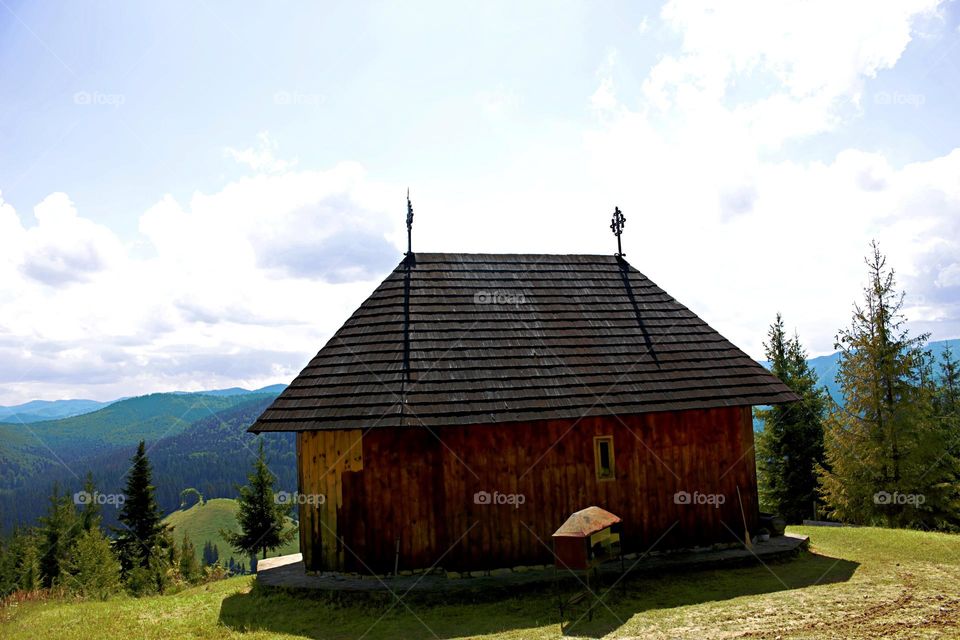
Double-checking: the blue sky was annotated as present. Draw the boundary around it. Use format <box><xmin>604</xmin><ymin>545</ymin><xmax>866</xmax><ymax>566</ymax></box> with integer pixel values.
<box><xmin>1</xmin><ymin>0</ymin><xmax>959</xmax><ymax>403</ymax></box>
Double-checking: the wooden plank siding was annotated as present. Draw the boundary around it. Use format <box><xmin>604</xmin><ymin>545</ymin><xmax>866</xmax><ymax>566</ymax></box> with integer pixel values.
<box><xmin>298</xmin><ymin>405</ymin><xmax>758</xmax><ymax>573</ymax></box>
<box><xmin>296</xmin><ymin>430</ymin><xmax>364</xmax><ymax>572</ymax></box>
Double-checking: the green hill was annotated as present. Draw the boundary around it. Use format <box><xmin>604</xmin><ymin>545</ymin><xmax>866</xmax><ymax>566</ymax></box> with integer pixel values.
<box><xmin>163</xmin><ymin>498</ymin><xmax>299</xmax><ymax>572</ymax></box>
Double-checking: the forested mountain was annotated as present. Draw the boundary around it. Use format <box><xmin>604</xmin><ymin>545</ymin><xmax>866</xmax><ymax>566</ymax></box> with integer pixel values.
<box><xmin>0</xmin><ymin>391</ymin><xmax>293</xmax><ymax>532</ymax></box>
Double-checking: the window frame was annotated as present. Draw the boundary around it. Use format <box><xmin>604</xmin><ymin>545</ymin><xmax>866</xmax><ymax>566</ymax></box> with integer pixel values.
<box><xmin>593</xmin><ymin>435</ymin><xmax>616</xmax><ymax>482</ymax></box>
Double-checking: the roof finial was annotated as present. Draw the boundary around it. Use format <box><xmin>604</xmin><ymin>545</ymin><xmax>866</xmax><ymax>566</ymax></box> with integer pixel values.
<box><xmin>610</xmin><ymin>206</ymin><xmax>625</xmax><ymax>257</ymax></box>
<box><xmin>406</xmin><ymin>188</ymin><xmax>414</xmax><ymax>256</ymax></box>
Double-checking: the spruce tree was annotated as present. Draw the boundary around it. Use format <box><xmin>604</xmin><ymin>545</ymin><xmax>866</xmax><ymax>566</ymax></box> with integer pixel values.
<box><xmin>755</xmin><ymin>314</ymin><xmax>826</xmax><ymax>523</ymax></box>
<box><xmin>0</xmin><ymin>533</ymin><xmax>14</xmax><ymax>597</ymax></box>
<box><xmin>38</xmin><ymin>483</ymin><xmax>79</xmax><ymax>588</ymax></box>
<box><xmin>935</xmin><ymin>345</ymin><xmax>960</xmax><ymax>458</ymax></box>
<box><xmin>819</xmin><ymin>242</ymin><xmax>958</xmax><ymax>527</ymax></box>
<box><xmin>78</xmin><ymin>472</ymin><xmax>102</xmax><ymax>533</ymax></box>
<box><xmin>10</xmin><ymin>528</ymin><xmax>40</xmax><ymax>592</ymax></box>
<box><xmin>178</xmin><ymin>533</ymin><xmax>201</xmax><ymax>584</ymax></box>
<box><xmin>114</xmin><ymin>441</ymin><xmax>169</xmax><ymax>575</ymax></box>
<box><xmin>221</xmin><ymin>440</ymin><xmax>294</xmax><ymax>561</ymax></box>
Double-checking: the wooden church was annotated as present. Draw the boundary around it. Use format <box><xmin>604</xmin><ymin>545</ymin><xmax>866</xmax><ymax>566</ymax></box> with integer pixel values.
<box><xmin>249</xmin><ymin>207</ymin><xmax>798</xmax><ymax>574</ymax></box>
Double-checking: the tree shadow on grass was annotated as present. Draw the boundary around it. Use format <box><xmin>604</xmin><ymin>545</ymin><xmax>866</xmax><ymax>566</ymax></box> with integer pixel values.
<box><xmin>218</xmin><ymin>551</ymin><xmax>858</xmax><ymax>640</ymax></box>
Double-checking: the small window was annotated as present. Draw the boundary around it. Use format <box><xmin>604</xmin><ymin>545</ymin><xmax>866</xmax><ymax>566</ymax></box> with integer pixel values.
<box><xmin>594</xmin><ymin>436</ymin><xmax>615</xmax><ymax>481</ymax></box>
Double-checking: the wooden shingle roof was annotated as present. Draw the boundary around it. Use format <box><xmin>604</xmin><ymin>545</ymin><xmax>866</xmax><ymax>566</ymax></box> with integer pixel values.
<box><xmin>249</xmin><ymin>253</ymin><xmax>798</xmax><ymax>432</ymax></box>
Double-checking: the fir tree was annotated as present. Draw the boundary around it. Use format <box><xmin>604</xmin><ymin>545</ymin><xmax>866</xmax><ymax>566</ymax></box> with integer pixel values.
<box><xmin>38</xmin><ymin>483</ymin><xmax>79</xmax><ymax>588</ymax></box>
<box><xmin>755</xmin><ymin>314</ymin><xmax>826</xmax><ymax>523</ymax></box>
<box><xmin>819</xmin><ymin>242</ymin><xmax>959</xmax><ymax>527</ymax></box>
<box><xmin>114</xmin><ymin>441</ymin><xmax>169</xmax><ymax>575</ymax></box>
<box><xmin>221</xmin><ymin>440</ymin><xmax>294</xmax><ymax>560</ymax></box>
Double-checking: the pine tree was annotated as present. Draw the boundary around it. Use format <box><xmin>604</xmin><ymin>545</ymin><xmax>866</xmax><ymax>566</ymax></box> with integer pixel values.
<box><xmin>221</xmin><ymin>440</ymin><xmax>294</xmax><ymax>560</ymax></box>
<box><xmin>63</xmin><ymin>528</ymin><xmax>122</xmax><ymax>600</ymax></box>
<box><xmin>819</xmin><ymin>242</ymin><xmax>959</xmax><ymax>527</ymax></box>
<box><xmin>755</xmin><ymin>314</ymin><xmax>826</xmax><ymax>523</ymax></box>
<box><xmin>38</xmin><ymin>483</ymin><xmax>79</xmax><ymax>588</ymax></box>
<box><xmin>114</xmin><ymin>441</ymin><xmax>169</xmax><ymax>576</ymax></box>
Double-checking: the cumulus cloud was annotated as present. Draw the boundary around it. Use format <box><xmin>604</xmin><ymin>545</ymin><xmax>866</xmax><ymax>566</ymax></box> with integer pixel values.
<box><xmin>575</xmin><ymin>0</ymin><xmax>956</xmax><ymax>357</ymax></box>
<box><xmin>1</xmin><ymin>3</ymin><xmax>957</xmax><ymax>405</ymax></box>
<box><xmin>646</xmin><ymin>0</ymin><xmax>942</xmax><ymax>141</ymax></box>
<box><xmin>1</xmin><ymin>192</ymin><xmax>124</xmax><ymax>287</ymax></box>
<box><xmin>0</xmin><ymin>152</ymin><xmax>404</xmax><ymax>404</ymax></box>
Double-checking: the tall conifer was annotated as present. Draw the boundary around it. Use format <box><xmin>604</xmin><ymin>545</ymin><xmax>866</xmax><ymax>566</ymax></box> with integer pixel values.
<box><xmin>820</xmin><ymin>242</ymin><xmax>958</xmax><ymax>527</ymax></box>
<box><xmin>755</xmin><ymin>314</ymin><xmax>826</xmax><ymax>522</ymax></box>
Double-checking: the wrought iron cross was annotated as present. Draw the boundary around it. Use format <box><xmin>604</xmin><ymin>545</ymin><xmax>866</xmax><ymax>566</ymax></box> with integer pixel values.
<box><xmin>406</xmin><ymin>188</ymin><xmax>414</xmax><ymax>255</ymax></box>
<box><xmin>610</xmin><ymin>206</ymin><xmax>625</xmax><ymax>257</ymax></box>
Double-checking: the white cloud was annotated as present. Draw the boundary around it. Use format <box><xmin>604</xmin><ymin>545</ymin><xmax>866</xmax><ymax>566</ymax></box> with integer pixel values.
<box><xmin>0</xmin><ymin>192</ymin><xmax>125</xmax><ymax>288</ymax></box>
<box><xmin>225</xmin><ymin>131</ymin><xmax>299</xmax><ymax>174</ymax></box>
<box><xmin>937</xmin><ymin>263</ymin><xmax>960</xmax><ymax>288</ymax></box>
<box><xmin>1</xmin><ymin>2</ymin><xmax>957</xmax><ymax>405</ymax></box>
<box><xmin>0</xmin><ymin>158</ymin><xmax>404</xmax><ymax>404</ymax></box>
<box><xmin>575</xmin><ymin>0</ymin><xmax>956</xmax><ymax>358</ymax></box>
<box><xmin>643</xmin><ymin>0</ymin><xmax>942</xmax><ymax>146</ymax></box>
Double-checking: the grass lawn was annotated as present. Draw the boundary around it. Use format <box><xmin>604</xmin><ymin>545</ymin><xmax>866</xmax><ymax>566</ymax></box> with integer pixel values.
<box><xmin>2</xmin><ymin>525</ymin><xmax>959</xmax><ymax>639</ymax></box>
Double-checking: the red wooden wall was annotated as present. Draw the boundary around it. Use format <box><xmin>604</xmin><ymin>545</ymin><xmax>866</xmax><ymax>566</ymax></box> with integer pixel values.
<box><xmin>299</xmin><ymin>405</ymin><xmax>758</xmax><ymax>573</ymax></box>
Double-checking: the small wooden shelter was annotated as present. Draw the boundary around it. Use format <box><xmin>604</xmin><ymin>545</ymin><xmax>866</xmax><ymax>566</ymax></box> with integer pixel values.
<box><xmin>249</xmin><ymin>253</ymin><xmax>797</xmax><ymax>574</ymax></box>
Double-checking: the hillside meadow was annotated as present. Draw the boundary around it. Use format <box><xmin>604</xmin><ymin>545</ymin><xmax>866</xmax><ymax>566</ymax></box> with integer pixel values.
<box><xmin>163</xmin><ymin>498</ymin><xmax>300</xmax><ymax>570</ymax></box>
<box><xmin>2</xmin><ymin>525</ymin><xmax>959</xmax><ymax>639</ymax></box>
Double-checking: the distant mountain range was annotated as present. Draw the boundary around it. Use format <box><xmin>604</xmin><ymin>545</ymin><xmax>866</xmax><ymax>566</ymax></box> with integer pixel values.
<box><xmin>0</xmin><ymin>388</ymin><xmax>294</xmax><ymax>533</ymax></box>
<box><xmin>762</xmin><ymin>338</ymin><xmax>958</xmax><ymax>404</ymax></box>
<box><xmin>0</xmin><ymin>384</ymin><xmax>288</xmax><ymax>423</ymax></box>
<box><xmin>0</xmin><ymin>399</ymin><xmax>116</xmax><ymax>424</ymax></box>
